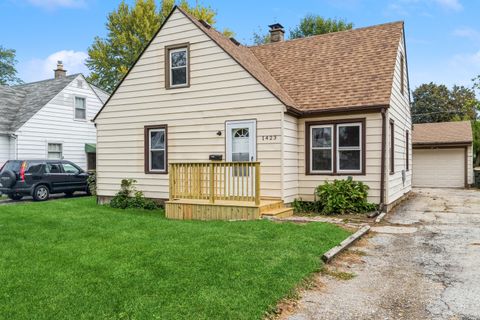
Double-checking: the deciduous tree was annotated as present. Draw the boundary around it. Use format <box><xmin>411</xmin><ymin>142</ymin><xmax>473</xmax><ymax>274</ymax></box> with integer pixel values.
<box><xmin>290</xmin><ymin>14</ymin><xmax>353</xmax><ymax>39</ymax></box>
<box><xmin>0</xmin><ymin>46</ymin><xmax>23</xmax><ymax>85</ymax></box>
<box><xmin>86</xmin><ymin>0</ymin><xmax>223</xmax><ymax>92</ymax></box>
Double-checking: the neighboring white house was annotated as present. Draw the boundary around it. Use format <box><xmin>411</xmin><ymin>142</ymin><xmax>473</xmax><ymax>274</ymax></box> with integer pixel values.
<box><xmin>0</xmin><ymin>62</ymin><xmax>109</xmax><ymax>170</ymax></box>
<box><xmin>412</xmin><ymin>121</ymin><xmax>473</xmax><ymax>188</ymax></box>
<box><xmin>94</xmin><ymin>6</ymin><xmax>412</xmax><ymax>212</ymax></box>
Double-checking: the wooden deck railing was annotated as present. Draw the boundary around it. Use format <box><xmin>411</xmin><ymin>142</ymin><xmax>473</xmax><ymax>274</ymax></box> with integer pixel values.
<box><xmin>169</xmin><ymin>162</ymin><xmax>261</xmax><ymax>205</ymax></box>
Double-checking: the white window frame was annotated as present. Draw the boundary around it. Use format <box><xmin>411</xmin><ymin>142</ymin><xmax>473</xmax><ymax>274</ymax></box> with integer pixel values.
<box><xmin>149</xmin><ymin>128</ymin><xmax>166</xmax><ymax>173</ymax></box>
<box><xmin>310</xmin><ymin>124</ymin><xmax>334</xmax><ymax>174</ymax></box>
<box><xmin>336</xmin><ymin>122</ymin><xmax>362</xmax><ymax>173</ymax></box>
<box><xmin>47</xmin><ymin>142</ymin><xmax>63</xmax><ymax>160</ymax></box>
<box><xmin>74</xmin><ymin>96</ymin><xmax>87</xmax><ymax>121</ymax></box>
<box><xmin>169</xmin><ymin>47</ymin><xmax>188</xmax><ymax>88</ymax></box>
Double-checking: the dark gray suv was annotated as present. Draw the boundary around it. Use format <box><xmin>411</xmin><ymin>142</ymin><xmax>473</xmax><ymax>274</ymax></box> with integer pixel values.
<box><xmin>0</xmin><ymin>160</ymin><xmax>91</xmax><ymax>201</ymax></box>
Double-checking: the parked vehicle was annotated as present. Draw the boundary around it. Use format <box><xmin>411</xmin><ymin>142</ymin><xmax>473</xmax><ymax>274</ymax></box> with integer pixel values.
<box><xmin>0</xmin><ymin>160</ymin><xmax>91</xmax><ymax>201</ymax></box>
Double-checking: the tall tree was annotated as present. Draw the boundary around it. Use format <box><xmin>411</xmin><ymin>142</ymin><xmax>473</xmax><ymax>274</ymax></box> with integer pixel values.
<box><xmin>289</xmin><ymin>15</ymin><xmax>353</xmax><ymax>39</ymax></box>
<box><xmin>86</xmin><ymin>0</ymin><xmax>220</xmax><ymax>92</ymax></box>
<box><xmin>411</xmin><ymin>82</ymin><xmax>479</xmax><ymax>123</ymax></box>
<box><xmin>0</xmin><ymin>46</ymin><xmax>23</xmax><ymax>85</ymax></box>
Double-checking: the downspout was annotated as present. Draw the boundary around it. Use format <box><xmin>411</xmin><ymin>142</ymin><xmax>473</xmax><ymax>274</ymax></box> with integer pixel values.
<box><xmin>380</xmin><ymin>108</ymin><xmax>387</xmax><ymax>211</ymax></box>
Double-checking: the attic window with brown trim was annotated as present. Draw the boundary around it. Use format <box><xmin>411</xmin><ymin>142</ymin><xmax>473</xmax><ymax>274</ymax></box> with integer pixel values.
<box><xmin>165</xmin><ymin>43</ymin><xmax>190</xmax><ymax>89</ymax></box>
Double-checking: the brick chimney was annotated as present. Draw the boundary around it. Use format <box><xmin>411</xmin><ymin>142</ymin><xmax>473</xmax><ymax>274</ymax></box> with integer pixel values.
<box><xmin>54</xmin><ymin>61</ymin><xmax>67</xmax><ymax>79</ymax></box>
<box><xmin>269</xmin><ymin>23</ymin><xmax>285</xmax><ymax>43</ymax></box>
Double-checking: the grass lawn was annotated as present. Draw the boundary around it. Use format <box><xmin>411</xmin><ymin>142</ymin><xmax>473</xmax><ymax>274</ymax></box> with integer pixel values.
<box><xmin>0</xmin><ymin>197</ymin><xmax>350</xmax><ymax>319</ymax></box>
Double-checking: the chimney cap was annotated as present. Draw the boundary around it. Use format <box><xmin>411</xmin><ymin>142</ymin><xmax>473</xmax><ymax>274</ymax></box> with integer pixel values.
<box><xmin>268</xmin><ymin>23</ymin><xmax>284</xmax><ymax>30</ymax></box>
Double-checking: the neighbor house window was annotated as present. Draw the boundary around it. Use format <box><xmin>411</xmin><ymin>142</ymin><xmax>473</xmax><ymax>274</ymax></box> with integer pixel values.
<box><xmin>390</xmin><ymin>120</ymin><xmax>395</xmax><ymax>174</ymax></box>
<box><xmin>400</xmin><ymin>53</ymin><xmax>405</xmax><ymax>95</ymax></box>
<box><xmin>75</xmin><ymin>97</ymin><xmax>86</xmax><ymax>120</ymax></box>
<box><xmin>165</xmin><ymin>44</ymin><xmax>189</xmax><ymax>89</ymax></box>
<box><xmin>47</xmin><ymin>143</ymin><xmax>63</xmax><ymax>160</ymax></box>
<box><xmin>144</xmin><ymin>125</ymin><xmax>167</xmax><ymax>173</ymax></box>
<box><xmin>406</xmin><ymin>130</ymin><xmax>409</xmax><ymax>171</ymax></box>
<box><xmin>307</xmin><ymin>120</ymin><xmax>364</xmax><ymax>175</ymax></box>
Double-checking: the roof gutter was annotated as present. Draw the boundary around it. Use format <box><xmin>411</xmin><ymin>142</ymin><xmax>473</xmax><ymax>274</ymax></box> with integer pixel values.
<box><xmin>413</xmin><ymin>142</ymin><xmax>472</xmax><ymax>148</ymax></box>
<box><xmin>286</xmin><ymin>104</ymin><xmax>388</xmax><ymax>118</ymax></box>
<box><xmin>380</xmin><ymin>107</ymin><xmax>387</xmax><ymax>209</ymax></box>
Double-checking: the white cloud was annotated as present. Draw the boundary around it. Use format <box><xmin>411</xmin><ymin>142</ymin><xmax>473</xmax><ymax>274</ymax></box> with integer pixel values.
<box><xmin>433</xmin><ymin>0</ymin><xmax>462</xmax><ymax>11</ymax></box>
<box><xmin>25</xmin><ymin>0</ymin><xmax>86</xmax><ymax>10</ymax></box>
<box><xmin>20</xmin><ymin>50</ymin><xmax>89</xmax><ymax>82</ymax></box>
<box><xmin>452</xmin><ymin>27</ymin><xmax>480</xmax><ymax>42</ymax></box>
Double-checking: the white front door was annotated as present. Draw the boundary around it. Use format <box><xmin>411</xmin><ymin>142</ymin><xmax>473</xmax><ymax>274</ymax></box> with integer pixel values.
<box><xmin>226</xmin><ymin>120</ymin><xmax>256</xmax><ymax>162</ymax></box>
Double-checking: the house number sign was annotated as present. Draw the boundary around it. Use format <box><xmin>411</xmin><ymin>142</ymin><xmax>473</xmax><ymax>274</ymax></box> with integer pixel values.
<box><xmin>261</xmin><ymin>135</ymin><xmax>277</xmax><ymax>141</ymax></box>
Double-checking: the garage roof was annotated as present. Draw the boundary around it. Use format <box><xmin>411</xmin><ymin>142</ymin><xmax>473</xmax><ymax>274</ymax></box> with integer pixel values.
<box><xmin>413</xmin><ymin>121</ymin><xmax>473</xmax><ymax>146</ymax></box>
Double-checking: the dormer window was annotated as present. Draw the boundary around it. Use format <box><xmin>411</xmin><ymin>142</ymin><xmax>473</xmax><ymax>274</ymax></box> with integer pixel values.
<box><xmin>165</xmin><ymin>43</ymin><xmax>190</xmax><ymax>89</ymax></box>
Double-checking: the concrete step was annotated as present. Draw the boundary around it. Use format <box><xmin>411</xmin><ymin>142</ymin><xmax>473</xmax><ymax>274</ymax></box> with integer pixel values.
<box><xmin>261</xmin><ymin>207</ymin><xmax>294</xmax><ymax>218</ymax></box>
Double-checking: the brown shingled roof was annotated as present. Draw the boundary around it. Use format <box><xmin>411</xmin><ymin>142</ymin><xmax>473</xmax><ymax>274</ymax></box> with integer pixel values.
<box><xmin>413</xmin><ymin>121</ymin><xmax>473</xmax><ymax>145</ymax></box>
<box><xmin>178</xmin><ymin>7</ymin><xmax>403</xmax><ymax>114</ymax></box>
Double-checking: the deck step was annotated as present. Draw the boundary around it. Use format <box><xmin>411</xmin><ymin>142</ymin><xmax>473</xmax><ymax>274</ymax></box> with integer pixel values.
<box><xmin>259</xmin><ymin>201</ymin><xmax>285</xmax><ymax>214</ymax></box>
<box><xmin>261</xmin><ymin>207</ymin><xmax>294</xmax><ymax>218</ymax></box>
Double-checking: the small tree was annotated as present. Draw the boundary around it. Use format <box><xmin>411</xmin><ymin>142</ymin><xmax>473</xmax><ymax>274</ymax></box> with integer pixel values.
<box><xmin>0</xmin><ymin>46</ymin><xmax>23</xmax><ymax>85</ymax></box>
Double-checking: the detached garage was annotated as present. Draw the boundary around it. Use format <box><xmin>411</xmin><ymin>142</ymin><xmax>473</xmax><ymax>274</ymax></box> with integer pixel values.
<box><xmin>412</xmin><ymin>121</ymin><xmax>473</xmax><ymax>188</ymax></box>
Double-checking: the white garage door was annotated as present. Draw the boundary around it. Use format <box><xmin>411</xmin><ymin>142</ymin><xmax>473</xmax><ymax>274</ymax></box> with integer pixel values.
<box><xmin>413</xmin><ymin>148</ymin><xmax>465</xmax><ymax>188</ymax></box>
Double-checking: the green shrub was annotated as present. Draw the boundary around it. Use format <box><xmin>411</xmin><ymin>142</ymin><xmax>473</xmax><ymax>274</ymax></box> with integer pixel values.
<box><xmin>87</xmin><ymin>171</ymin><xmax>96</xmax><ymax>196</ymax></box>
<box><xmin>292</xmin><ymin>198</ymin><xmax>323</xmax><ymax>214</ymax></box>
<box><xmin>110</xmin><ymin>179</ymin><xmax>158</xmax><ymax>210</ymax></box>
<box><xmin>314</xmin><ymin>177</ymin><xmax>377</xmax><ymax>215</ymax></box>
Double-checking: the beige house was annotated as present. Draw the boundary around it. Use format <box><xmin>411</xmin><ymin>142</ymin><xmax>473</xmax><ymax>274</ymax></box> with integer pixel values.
<box><xmin>94</xmin><ymin>6</ymin><xmax>412</xmax><ymax>218</ymax></box>
<box><xmin>412</xmin><ymin>121</ymin><xmax>473</xmax><ymax>188</ymax></box>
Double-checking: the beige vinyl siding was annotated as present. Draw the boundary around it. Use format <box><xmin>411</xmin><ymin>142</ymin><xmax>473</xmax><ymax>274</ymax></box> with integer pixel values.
<box><xmin>468</xmin><ymin>145</ymin><xmax>473</xmax><ymax>184</ymax></box>
<box><xmin>387</xmin><ymin>35</ymin><xmax>412</xmax><ymax>204</ymax></box>
<box><xmin>95</xmin><ymin>9</ymin><xmax>285</xmax><ymax>199</ymax></box>
<box><xmin>296</xmin><ymin>112</ymin><xmax>383</xmax><ymax>204</ymax></box>
<box><xmin>282</xmin><ymin>114</ymin><xmax>299</xmax><ymax>203</ymax></box>
<box><xmin>15</xmin><ymin>75</ymin><xmax>100</xmax><ymax>170</ymax></box>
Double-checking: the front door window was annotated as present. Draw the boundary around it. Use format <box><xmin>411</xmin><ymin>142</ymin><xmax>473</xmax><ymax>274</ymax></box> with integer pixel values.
<box><xmin>226</xmin><ymin>120</ymin><xmax>256</xmax><ymax>162</ymax></box>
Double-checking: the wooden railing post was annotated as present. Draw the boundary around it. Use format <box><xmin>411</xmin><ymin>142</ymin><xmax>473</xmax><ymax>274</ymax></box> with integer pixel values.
<box><xmin>255</xmin><ymin>163</ymin><xmax>260</xmax><ymax>205</ymax></box>
<box><xmin>169</xmin><ymin>164</ymin><xmax>173</xmax><ymax>201</ymax></box>
<box><xmin>209</xmin><ymin>163</ymin><xmax>215</xmax><ymax>204</ymax></box>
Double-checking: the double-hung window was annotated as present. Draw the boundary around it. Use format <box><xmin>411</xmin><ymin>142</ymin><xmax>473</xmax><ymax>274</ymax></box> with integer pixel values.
<box><xmin>166</xmin><ymin>44</ymin><xmax>189</xmax><ymax>88</ymax></box>
<box><xmin>337</xmin><ymin>123</ymin><xmax>362</xmax><ymax>172</ymax></box>
<box><xmin>307</xmin><ymin>120</ymin><xmax>364</xmax><ymax>175</ymax></box>
<box><xmin>145</xmin><ymin>125</ymin><xmax>167</xmax><ymax>173</ymax></box>
<box><xmin>74</xmin><ymin>97</ymin><xmax>86</xmax><ymax>120</ymax></box>
<box><xmin>47</xmin><ymin>143</ymin><xmax>63</xmax><ymax>160</ymax></box>
<box><xmin>310</xmin><ymin>125</ymin><xmax>333</xmax><ymax>173</ymax></box>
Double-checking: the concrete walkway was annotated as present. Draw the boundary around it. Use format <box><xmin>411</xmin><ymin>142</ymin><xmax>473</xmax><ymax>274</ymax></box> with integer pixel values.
<box><xmin>285</xmin><ymin>188</ymin><xmax>480</xmax><ymax>320</ymax></box>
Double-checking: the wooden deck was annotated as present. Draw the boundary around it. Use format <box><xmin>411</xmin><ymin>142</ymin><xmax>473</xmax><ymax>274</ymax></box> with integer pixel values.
<box><xmin>166</xmin><ymin>162</ymin><xmax>293</xmax><ymax>220</ymax></box>
<box><xmin>165</xmin><ymin>198</ymin><xmax>293</xmax><ymax>220</ymax></box>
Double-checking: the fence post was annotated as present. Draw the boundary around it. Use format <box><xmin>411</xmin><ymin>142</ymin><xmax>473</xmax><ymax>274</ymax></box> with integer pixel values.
<box><xmin>209</xmin><ymin>163</ymin><xmax>215</xmax><ymax>204</ymax></box>
<box><xmin>255</xmin><ymin>163</ymin><xmax>260</xmax><ymax>205</ymax></box>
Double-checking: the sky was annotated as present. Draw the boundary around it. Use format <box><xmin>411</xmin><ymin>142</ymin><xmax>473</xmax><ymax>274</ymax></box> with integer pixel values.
<box><xmin>1</xmin><ymin>0</ymin><xmax>479</xmax><ymax>91</ymax></box>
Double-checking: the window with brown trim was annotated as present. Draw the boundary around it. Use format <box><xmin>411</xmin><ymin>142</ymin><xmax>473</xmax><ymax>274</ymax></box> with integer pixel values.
<box><xmin>165</xmin><ymin>43</ymin><xmax>190</xmax><ymax>89</ymax></box>
<box><xmin>306</xmin><ymin>119</ymin><xmax>365</xmax><ymax>175</ymax></box>
<box><xmin>406</xmin><ymin>130</ymin><xmax>409</xmax><ymax>171</ymax></box>
<box><xmin>390</xmin><ymin>120</ymin><xmax>395</xmax><ymax>174</ymax></box>
<box><xmin>144</xmin><ymin>125</ymin><xmax>168</xmax><ymax>174</ymax></box>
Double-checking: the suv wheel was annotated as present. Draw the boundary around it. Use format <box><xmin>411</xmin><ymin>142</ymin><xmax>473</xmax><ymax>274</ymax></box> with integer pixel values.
<box><xmin>8</xmin><ymin>193</ymin><xmax>23</xmax><ymax>201</ymax></box>
<box><xmin>33</xmin><ymin>185</ymin><xmax>49</xmax><ymax>201</ymax></box>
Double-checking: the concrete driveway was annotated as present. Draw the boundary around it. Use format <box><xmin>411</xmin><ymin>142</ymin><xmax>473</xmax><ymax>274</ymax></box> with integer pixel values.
<box><xmin>285</xmin><ymin>188</ymin><xmax>480</xmax><ymax>320</ymax></box>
